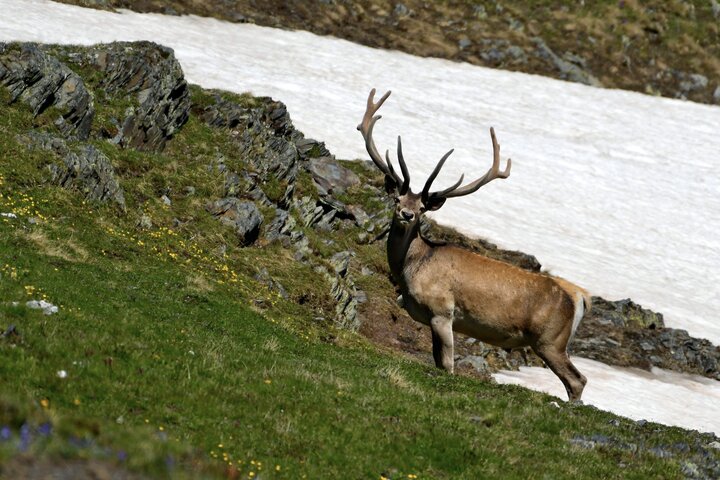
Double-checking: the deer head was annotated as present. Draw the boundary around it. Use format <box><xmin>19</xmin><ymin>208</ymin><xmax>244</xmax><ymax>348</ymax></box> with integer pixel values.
<box><xmin>357</xmin><ymin>89</ymin><xmax>512</xmax><ymax>231</ymax></box>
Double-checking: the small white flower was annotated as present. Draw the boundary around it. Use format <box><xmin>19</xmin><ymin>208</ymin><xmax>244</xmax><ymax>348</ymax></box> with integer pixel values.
<box><xmin>56</xmin><ymin>370</ymin><xmax>68</xmax><ymax>379</ymax></box>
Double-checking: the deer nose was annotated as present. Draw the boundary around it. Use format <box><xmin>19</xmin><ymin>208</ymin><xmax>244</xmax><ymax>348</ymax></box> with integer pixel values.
<box><xmin>401</xmin><ymin>209</ymin><xmax>415</xmax><ymax>221</ymax></box>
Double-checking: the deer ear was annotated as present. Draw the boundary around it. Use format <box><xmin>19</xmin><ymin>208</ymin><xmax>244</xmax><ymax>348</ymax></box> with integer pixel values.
<box><xmin>423</xmin><ymin>197</ymin><xmax>446</xmax><ymax>211</ymax></box>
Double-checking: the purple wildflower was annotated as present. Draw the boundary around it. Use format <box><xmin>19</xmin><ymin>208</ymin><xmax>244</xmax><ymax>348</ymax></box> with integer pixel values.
<box><xmin>19</xmin><ymin>423</ymin><xmax>31</xmax><ymax>451</ymax></box>
<box><xmin>37</xmin><ymin>422</ymin><xmax>52</xmax><ymax>437</ymax></box>
<box><xmin>0</xmin><ymin>426</ymin><xmax>11</xmax><ymax>441</ymax></box>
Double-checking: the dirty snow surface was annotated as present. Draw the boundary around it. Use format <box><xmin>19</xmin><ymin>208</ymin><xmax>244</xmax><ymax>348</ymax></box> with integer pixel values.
<box><xmin>1</xmin><ymin>0</ymin><xmax>718</xmax><ymax>434</ymax></box>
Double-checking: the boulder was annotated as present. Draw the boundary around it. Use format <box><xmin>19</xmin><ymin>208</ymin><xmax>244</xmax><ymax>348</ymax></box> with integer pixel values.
<box><xmin>206</xmin><ymin>198</ymin><xmax>263</xmax><ymax>246</ymax></box>
<box><xmin>307</xmin><ymin>156</ymin><xmax>360</xmax><ymax>195</ymax></box>
<box><xmin>0</xmin><ymin>43</ymin><xmax>94</xmax><ymax>139</ymax></box>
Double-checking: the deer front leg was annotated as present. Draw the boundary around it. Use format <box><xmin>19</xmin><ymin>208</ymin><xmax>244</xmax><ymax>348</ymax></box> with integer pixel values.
<box><xmin>430</xmin><ymin>315</ymin><xmax>454</xmax><ymax>374</ymax></box>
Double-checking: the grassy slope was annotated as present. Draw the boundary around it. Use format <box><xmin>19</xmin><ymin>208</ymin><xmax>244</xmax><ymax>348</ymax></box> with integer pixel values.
<box><xmin>0</xmin><ymin>80</ymin><xmax>715</xmax><ymax>479</ymax></box>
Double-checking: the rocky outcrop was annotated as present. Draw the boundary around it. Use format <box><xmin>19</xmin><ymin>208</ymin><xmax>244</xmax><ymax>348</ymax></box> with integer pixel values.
<box><xmin>573</xmin><ymin>300</ymin><xmax>720</xmax><ymax>381</ymax></box>
<box><xmin>19</xmin><ymin>132</ymin><xmax>125</xmax><ymax>211</ymax></box>
<box><xmin>0</xmin><ymin>43</ymin><xmax>94</xmax><ymax>140</ymax></box>
<box><xmin>78</xmin><ymin>41</ymin><xmax>190</xmax><ymax>151</ymax></box>
<box><xmin>2</xmin><ymin>41</ymin><xmax>191</xmax><ymax>152</ymax></box>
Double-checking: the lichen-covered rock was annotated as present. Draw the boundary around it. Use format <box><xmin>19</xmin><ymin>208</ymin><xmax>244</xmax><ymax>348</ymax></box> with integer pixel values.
<box><xmin>50</xmin><ymin>145</ymin><xmax>126</xmax><ymax>211</ymax></box>
<box><xmin>572</xmin><ymin>299</ymin><xmax>719</xmax><ymax>380</ymax></box>
<box><xmin>206</xmin><ymin>198</ymin><xmax>263</xmax><ymax>246</ymax></box>
<box><xmin>587</xmin><ymin>297</ymin><xmax>664</xmax><ymax>329</ymax></box>
<box><xmin>19</xmin><ymin>132</ymin><xmax>125</xmax><ymax>210</ymax></box>
<box><xmin>306</xmin><ymin>156</ymin><xmax>360</xmax><ymax>195</ymax></box>
<box><xmin>295</xmin><ymin>137</ymin><xmax>332</xmax><ymax>160</ymax></box>
<box><xmin>84</xmin><ymin>41</ymin><xmax>190</xmax><ymax>151</ymax></box>
<box><xmin>264</xmin><ymin>208</ymin><xmax>290</xmax><ymax>242</ymax></box>
<box><xmin>0</xmin><ymin>43</ymin><xmax>94</xmax><ymax>139</ymax></box>
<box><xmin>532</xmin><ymin>38</ymin><xmax>601</xmax><ymax>87</ymax></box>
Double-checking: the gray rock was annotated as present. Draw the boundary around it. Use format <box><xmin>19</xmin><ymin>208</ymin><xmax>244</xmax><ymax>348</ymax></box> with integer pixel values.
<box><xmin>235</xmin><ymin>108</ymin><xmax>300</xmax><ymax>200</ymax></box>
<box><xmin>713</xmin><ymin>86</ymin><xmax>720</xmax><ymax>104</ymax></box>
<box><xmin>679</xmin><ymin>73</ymin><xmax>709</xmax><ymax>93</ymax></box>
<box><xmin>508</xmin><ymin>18</ymin><xmax>524</xmax><ymax>32</ymax></box>
<box><xmin>201</xmin><ymin>95</ymin><xmax>249</xmax><ymax>128</ymax></box>
<box><xmin>393</xmin><ymin>3</ymin><xmax>411</xmax><ymax>17</ymax></box>
<box><xmin>137</xmin><ymin>214</ymin><xmax>152</xmax><ymax>229</ymax></box>
<box><xmin>160</xmin><ymin>194</ymin><xmax>171</xmax><ymax>206</ymax></box>
<box><xmin>85</xmin><ymin>41</ymin><xmax>191</xmax><ymax>152</ymax></box>
<box><xmin>0</xmin><ymin>43</ymin><xmax>94</xmax><ymax>139</ymax></box>
<box><xmin>295</xmin><ymin>137</ymin><xmax>331</xmax><ymax>160</ymax></box>
<box><xmin>457</xmin><ymin>355</ymin><xmax>490</xmax><ymax>374</ymax></box>
<box><xmin>458</xmin><ymin>38</ymin><xmax>473</xmax><ymax>50</ymax></box>
<box><xmin>681</xmin><ymin>462</ymin><xmax>700</xmax><ymax>478</ymax></box>
<box><xmin>307</xmin><ymin>157</ymin><xmax>360</xmax><ymax>195</ymax></box>
<box><xmin>477</xmin><ymin>39</ymin><xmax>527</xmax><ymax>66</ymax></box>
<box><xmin>26</xmin><ymin>299</ymin><xmax>58</xmax><ymax>315</ymax></box>
<box><xmin>254</xmin><ymin>267</ymin><xmax>289</xmax><ymax>299</ymax></box>
<box><xmin>264</xmin><ymin>209</ymin><xmax>290</xmax><ymax>242</ymax></box>
<box><xmin>206</xmin><ymin>198</ymin><xmax>263</xmax><ymax>246</ymax></box>
<box><xmin>328</xmin><ymin>275</ymin><xmax>359</xmax><ymax>331</ymax></box>
<box><xmin>315</xmin><ymin>209</ymin><xmax>337</xmax><ymax>231</ymax></box>
<box><xmin>588</xmin><ymin>297</ymin><xmax>664</xmax><ymax>329</ymax></box>
<box><xmin>532</xmin><ymin>38</ymin><xmax>601</xmax><ymax>87</ymax></box>
<box><xmin>347</xmin><ymin>205</ymin><xmax>371</xmax><ymax>228</ymax></box>
<box><xmin>224</xmin><ymin>171</ymin><xmax>245</xmax><ymax>197</ymax></box>
<box><xmin>713</xmin><ymin>0</ymin><xmax>720</xmax><ymax>19</ymax></box>
<box><xmin>330</xmin><ymin>251</ymin><xmax>352</xmax><ymax>277</ymax></box>
<box><xmin>23</xmin><ymin>133</ymin><xmax>126</xmax><ymax>210</ymax></box>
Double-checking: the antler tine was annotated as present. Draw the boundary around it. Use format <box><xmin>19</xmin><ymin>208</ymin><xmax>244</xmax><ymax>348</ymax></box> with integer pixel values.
<box><xmin>430</xmin><ymin>174</ymin><xmax>465</xmax><ymax>198</ymax></box>
<box><xmin>385</xmin><ymin>149</ymin><xmax>401</xmax><ymax>186</ymax></box>
<box><xmin>396</xmin><ymin>136</ymin><xmax>410</xmax><ymax>194</ymax></box>
<box><xmin>439</xmin><ymin>127</ymin><xmax>511</xmax><ymax>199</ymax></box>
<box><xmin>421</xmin><ymin>149</ymin><xmax>454</xmax><ymax>202</ymax></box>
<box><xmin>357</xmin><ymin>89</ymin><xmax>403</xmax><ymax>188</ymax></box>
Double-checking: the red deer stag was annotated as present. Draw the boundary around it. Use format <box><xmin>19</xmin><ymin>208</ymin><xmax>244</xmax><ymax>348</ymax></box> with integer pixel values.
<box><xmin>358</xmin><ymin>89</ymin><xmax>591</xmax><ymax>402</ymax></box>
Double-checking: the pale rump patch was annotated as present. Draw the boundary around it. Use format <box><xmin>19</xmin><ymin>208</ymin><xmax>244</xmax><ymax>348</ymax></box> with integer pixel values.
<box><xmin>570</xmin><ymin>290</ymin><xmax>585</xmax><ymax>339</ymax></box>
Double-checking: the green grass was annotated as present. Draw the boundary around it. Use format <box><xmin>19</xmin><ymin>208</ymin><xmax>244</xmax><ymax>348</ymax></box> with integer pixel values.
<box><xmin>0</xmin><ymin>211</ymin><xmax>696</xmax><ymax>479</ymax></box>
<box><xmin>0</xmin><ymin>80</ymin><xmax>715</xmax><ymax>479</ymax></box>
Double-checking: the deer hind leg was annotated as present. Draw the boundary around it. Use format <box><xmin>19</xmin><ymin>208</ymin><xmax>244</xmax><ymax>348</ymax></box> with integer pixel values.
<box><xmin>533</xmin><ymin>344</ymin><xmax>586</xmax><ymax>403</ymax></box>
<box><xmin>430</xmin><ymin>315</ymin><xmax>454</xmax><ymax>374</ymax></box>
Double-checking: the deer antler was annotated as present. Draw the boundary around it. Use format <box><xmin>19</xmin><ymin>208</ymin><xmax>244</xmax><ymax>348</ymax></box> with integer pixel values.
<box><xmin>422</xmin><ymin>127</ymin><xmax>511</xmax><ymax>203</ymax></box>
<box><xmin>357</xmin><ymin>89</ymin><xmax>410</xmax><ymax>194</ymax></box>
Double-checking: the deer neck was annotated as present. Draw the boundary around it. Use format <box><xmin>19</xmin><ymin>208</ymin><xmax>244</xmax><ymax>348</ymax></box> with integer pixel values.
<box><xmin>387</xmin><ymin>216</ymin><xmax>429</xmax><ymax>285</ymax></box>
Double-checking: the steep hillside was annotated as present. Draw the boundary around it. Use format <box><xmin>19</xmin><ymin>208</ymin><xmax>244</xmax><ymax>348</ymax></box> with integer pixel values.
<box><xmin>60</xmin><ymin>0</ymin><xmax>720</xmax><ymax>106</ymax></box>
<box><xmin>1</xmin><ymin>41</ymin><xmax>719</xmax><ymax>479</ymax></box>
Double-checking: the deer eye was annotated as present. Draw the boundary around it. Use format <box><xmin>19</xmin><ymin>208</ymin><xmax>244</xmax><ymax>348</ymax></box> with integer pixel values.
<box><xmin>393</xmin><ymin>197</ymin><xmax>400</xmax><ymax>204</ymax></box>
<box><xmin>419</xmin><ymin>206</ymin><xmax>426</xmax><ymax>213</ymax></box>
